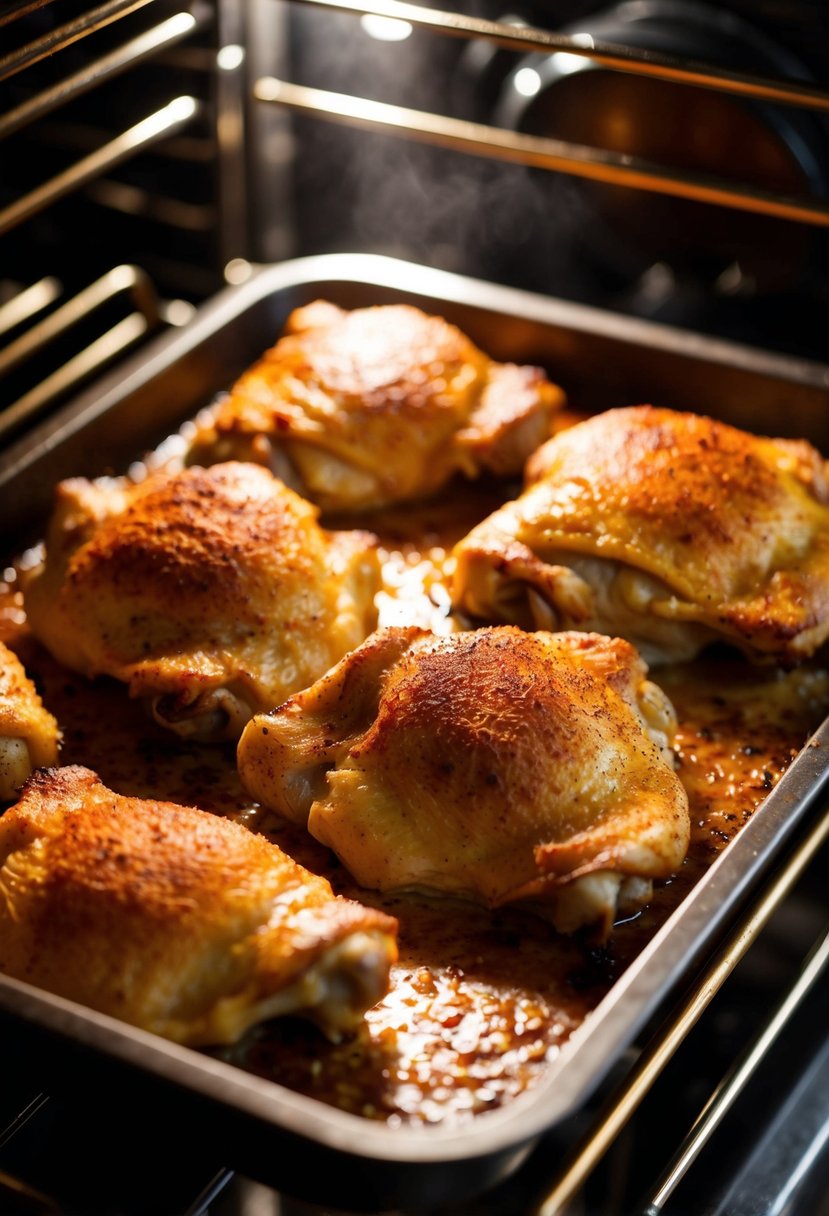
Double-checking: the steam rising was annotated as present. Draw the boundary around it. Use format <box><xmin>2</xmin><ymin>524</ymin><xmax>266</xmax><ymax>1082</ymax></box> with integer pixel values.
<box><xmin>288</xmin><ymin>8</ymin><xmax>588</xmax><ymax>294</ymax></box>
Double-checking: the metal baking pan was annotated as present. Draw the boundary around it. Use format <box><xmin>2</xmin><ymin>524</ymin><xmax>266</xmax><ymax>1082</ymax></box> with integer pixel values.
<box><xmin>2</xmin><ymin>253</ymin><xmax>829</xmax><ymax>1212</ymax></box>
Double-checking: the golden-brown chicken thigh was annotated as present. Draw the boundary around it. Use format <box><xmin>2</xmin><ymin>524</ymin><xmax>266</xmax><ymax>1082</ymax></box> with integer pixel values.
<box><xmin>185</xmin><ymin>300</ymin><xmax>564</xmax><ymax>511</ymax></box>
<box><xmin>0</xmin><ymin>641</ymin><xmax>60</xmax><ymax>801</ymax></box>
<box><xmin>23</xmin><ymin>462</ymin><xmax>380</xmax><ymax>741</ymax></box>
<box><xmin>452</xmin><ymin>405</ymin><xmax>829</xmax><ymax>666</ymax></box>
<box><xmin>238</xmin><ymin>625</ymin><xmax>689</xmax><ymax>940</ymax></box>
<box><xmin>0</xmin><ymin>766</ymin><xmax>398</xmax><ymax>1045</ymax></box>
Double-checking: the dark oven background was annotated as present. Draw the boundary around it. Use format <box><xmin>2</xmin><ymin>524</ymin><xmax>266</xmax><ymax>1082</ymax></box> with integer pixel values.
<box><xmin>287</xmin><ymin>0</ymin><xmax>829</xmax><ymax>360</ymax></box>
<box><xmin>3</xmin><ymin>0</ymin><xmax>829</xmax><ymax>431</ymax></box>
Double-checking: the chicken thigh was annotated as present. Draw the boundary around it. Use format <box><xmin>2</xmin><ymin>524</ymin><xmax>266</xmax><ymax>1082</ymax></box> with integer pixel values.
<box><xmin>0</xmin><ymin>641</ymin><xmax>60</xmax><ymax>800</ymax></box>
<box><xmin>186</xmin><ymin>300</ymin><xmax>564</xmax><ymax>511</ymax></box>
<box><xmin>452</xmin><ymin>405</ymin><xmax>829</xmax><ymax>665</ymax></box>
<box><xmin>0</xmin><ymin>766</ymin><xmax>398</xmax><ymax>1046</ymax></box>
<box><xmin>237</xmin><ymin>625</ymin><xmax>689</xmax><ymax>940</ymax></box>
<box><xmin>23</xmin><ymin>462</ymin><xmax>380</xmax><ymax>740</ymax></box>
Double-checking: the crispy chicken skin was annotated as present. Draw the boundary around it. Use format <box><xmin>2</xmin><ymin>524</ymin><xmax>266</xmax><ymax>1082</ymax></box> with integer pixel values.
<box><xmin>0</xmin><ymin>642</ymin><xmax>60</xmax><ymax>801</ymax></box>
<box><xmin>0</xmin><ymin>766</ymin><xmax>398</xmax><ymax>1046</ymax></box>
<box><xmin>23</xmin><ymin>462</ymin><xmax>381</xmax><ymax>741</ymax></box>
<box><xmin>452</xmin><ymin>405</ymin><xmax>829</xmax><ymax>666</ymax></box>
<box><xmin>238</xmin><ymin>625</ymin><xmax>689</xmax><ymax>940</ymax></box>
<box><xmin>185</xmin><ymin>301</ymin><xmax>564</xmax><ymax>511</ymax></box>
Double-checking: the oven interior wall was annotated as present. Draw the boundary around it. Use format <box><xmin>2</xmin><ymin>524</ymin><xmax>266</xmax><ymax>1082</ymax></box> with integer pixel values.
<box><xmin>280</xmin><ymin>0</ymin><xmax>829</xmax><ymax>361</ymax></box>
<box><xmin>4</xmin><ymin>0</ymin><xmax>829</xmax><ymax>434</ymax></box>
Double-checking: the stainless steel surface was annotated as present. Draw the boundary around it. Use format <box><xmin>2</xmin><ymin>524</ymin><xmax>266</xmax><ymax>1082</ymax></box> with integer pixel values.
<box><xmin>2</xmin><ymin>253</ymin><xmax>829</xmax><ymax>1212</ymax></box>
<box><xmin>706</xmin><ymin>1038</ymin><xmax>829</xmax><ymax>1216</ymax></box>
<box><xmin>214</xmin><ymin>0</ymin><xmax>252</xmax><ymax>266</ymax></box>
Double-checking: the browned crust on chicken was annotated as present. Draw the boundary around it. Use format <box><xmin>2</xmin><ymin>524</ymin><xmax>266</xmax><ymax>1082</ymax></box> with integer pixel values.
<box><xmin>0</xmin><ymin>766</ymin><xmax>397</xmax><ymax>1045</ymax></box>
<box><xmin>238</xmin><ymin>625</ymin><xmax>688</xmax><ymax>939</ymax></box>
<box><xmin>23</xmin><ymin>463</ymin><xmax>381</xmax><ymax>739</ymax></box>
<box><xmin>453</xmin><ymin>405</ymin><xmax>829</xmax><ymax>664</ymax></box>
<box><xmin>186</xmin><ymin>302</ymin><xmax>564</xmax><ymax>510</ymax></box>
<box><xmin>0</xmin><ymin>641</ymin><xmax>61</xmax><ymax>800</ymax></box>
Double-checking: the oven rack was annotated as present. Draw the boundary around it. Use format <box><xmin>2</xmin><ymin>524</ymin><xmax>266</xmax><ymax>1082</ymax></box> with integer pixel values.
<box><xmin>0</xmin><ymin>0</ymin><xmax>248</xmax><ymax>255</ymax></box>
<box><xmin>0</xmin><ymin>0</ymin><xmax>251</xmax><ymax>428</ymax></box>
<box><xmin>3</xmin><ymin>0</ymin><xmax>829</xmax><ymax>431</ymax></box>
<box><xmin>260</xmin><ymin>0</ymin><xmax>829</xmax><ymax>229</ymax></box>
<box><xmin>536</xmin><ymin>806</ymin><xmax>829</xmax><ymax>1216</ymax></box>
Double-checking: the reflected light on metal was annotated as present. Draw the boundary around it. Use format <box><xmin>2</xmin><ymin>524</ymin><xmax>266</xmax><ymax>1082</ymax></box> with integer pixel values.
<box><xmin>360</xmin><ymin>14</ymin><xmax>413</xmax><ymax>40</ymax></box>
<box><xmin>254</xmin><ymin>78</ymin><xmax>829</xmax><ymax>227</ymax></box>
<box><xmin>0</xmin><ymin>279</ymin><xmax>61</xmax><ymax>338</ymax></box>
<box><xmin>513</xmin><ymin>67</ymin><xmax>542</xmax><ymax>98</ymax></box>
<box><xmin>224</xmin><ymin>258</ymin><xmax>255</xmax><ymax>285</ymax></box>
<box><xmin>217</xmin><ymin>43</ymin><xmax>245</xmax><ymax>70</ymax></box>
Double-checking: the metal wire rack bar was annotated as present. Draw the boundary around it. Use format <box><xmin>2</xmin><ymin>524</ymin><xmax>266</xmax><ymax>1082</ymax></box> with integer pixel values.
<box><xmin>0</xmin><ymin>96</ymin><xmax>202</xmax><ymax>237</ymax></box>
<box><xmin>259</xmin><ymin>0</ymin><xmax>829</xmax><ymax>228</ymax></box>
<box><xmin>287</xmin><ymin>0</ymin><xmax>829</xmax><ymax>114</ymax></box>
<box><xmin>0</xmin><ymin>9</ymin><xmax>207</xmax><ymax>141</ymax></box>
<box><xmin>255</xmin><ymin>78</ymin><xmax>829</xmax><ymax>228</ymax></box>
<box><xmin>0</xmin><ymin>0</ymin><xmax>159</xmax><ymax>83</ymax></box>
<box><xmin>533</xmin><ymin>797</ymin><xmax>829</xmax><ymax>1215</ymax></box>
